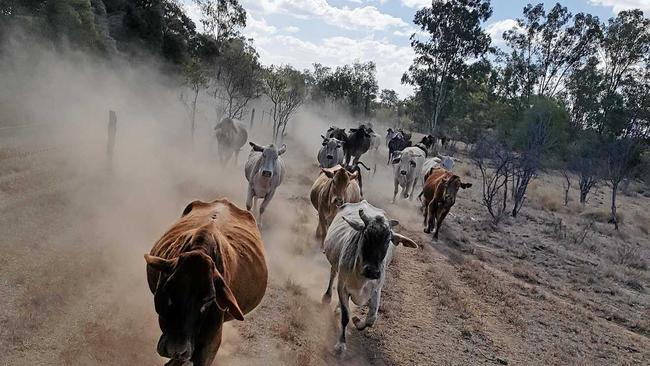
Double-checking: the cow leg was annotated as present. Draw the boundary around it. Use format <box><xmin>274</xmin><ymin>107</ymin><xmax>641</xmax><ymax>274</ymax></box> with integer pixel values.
<box><xmin>353</xmin><ymin>288</ymin><xmax>380</xmax><ymax>331</ymax></box>
<box><xmin>258</xmin><ymin>190</ymin><xmax>276</xmax><ymax>228</ymax></box>
<box><xmin>422</xmin><ymin>199</ymin><xmax>429</xmax><ymax>227</ymax></box>
<box><xmin>408</xmin><ymin>177</ymin><xmax>418</xmax><ymax>200</ymax></box>
<box><xmin>335</xmin><ymin>285</ymin><xmax>351</xmax><ymax>354</ymax></box>
<box><xmin>246</xmin><ymin>185</ymin><xmax>254</xmax><ymax>211</ymax></box>
<box><xmin>316</xmin><ymin>213</ymin><xmax>326</xmax><ymax>245</ymax></box>
<box><xmin>322</xmin><ymin>265</ymin><xmax>337</xmax><ymax>304</ymax></box>
<box><xmin>425</xmin><ymin>201</ymin><xmax>437</xmax><ymax>234</ymax></box>
<box><xmin>392</xmin><ymin>177</ymin><xmax>399</xmax><ymax>203</ymax></box>
<box><xmin>434</xmin><ymin>208</ymin><xmax>449</xmax><ymax>239</ymax></box>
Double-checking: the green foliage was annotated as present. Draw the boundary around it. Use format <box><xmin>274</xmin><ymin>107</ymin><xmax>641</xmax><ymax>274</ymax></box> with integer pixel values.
<box><xmin>402</xmin><ymin>0</ymin><xmax>492</xmax><ymax>133</ymax></box>
<box><xmin>305</xmin><ymin>61</ymin><xmax>378</xmax><ymax>116</ymax></box>
<box><xmin>264</xmin><ymin>65</ymin><xmax>306</xmax><ymax>143</ymax></box>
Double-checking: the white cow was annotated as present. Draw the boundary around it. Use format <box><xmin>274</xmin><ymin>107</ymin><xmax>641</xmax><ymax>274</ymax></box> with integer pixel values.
<box><xmin>421</xmin><ymin>155</ymin><xmax>455</xmax><ymax>185</ymax></box>
<box><xmin>391</xmin><ymin>146</ymin><xmax>426</xmax><ymax>202</ymax></box>
<box><xmin>317</xmin><ymin>136</ymin><xmax>344</xmax><ymax>168</ymax></box>
<box><xmin>244</xmin><ymin>142</ymin><xmax>286</xmax><ymax>227</ymax></box>
<box><xmin>321</xmin><ymin>200</ymin><xmax>418</xmax><ymax>354</ymax></box>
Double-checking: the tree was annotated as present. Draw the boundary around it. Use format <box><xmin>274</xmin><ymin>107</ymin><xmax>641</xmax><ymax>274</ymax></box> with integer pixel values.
<box><xmin>193</xmin><ymin>0</ymin><xmax>245</xmax><ymax>47</ymax></box>
<box><xmin>213</xmin><ymin>37</ymin><xmax>263</xmax><ymax>119</ymax></box>
<box><xmin>402</xmin><ymin>0</ymin><xmax>492</xmax><ymax>134</ymax></box>
<box><xmin>264</xmin><ymin>65</ymin><xmax>306</xmax><ymax>144</ymax></box>
<box><xmin>309</xmin><ymin>61</ymin><xmax>378</xmax><ymax>116</ymax></box>
<box><xmin>379</xmin><ymin>89</ymin><xmax>398</xmax><ymax>108</ymax></box>
<box><xmin>502</xmin><ymin>3</ymin><xmax>600</xmax><ymax>101</ymax></box>
<box><xmin>181</xmin><ymin>57</ymin><xmax>209</xmax><ymax>139</ymax></box>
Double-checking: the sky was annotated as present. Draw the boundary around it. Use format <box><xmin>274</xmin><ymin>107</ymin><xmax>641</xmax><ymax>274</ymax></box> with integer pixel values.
<box><xmin>181</xmin><ymin>0</ymin><xmax>650</xmax><ymax>98</ymax></box>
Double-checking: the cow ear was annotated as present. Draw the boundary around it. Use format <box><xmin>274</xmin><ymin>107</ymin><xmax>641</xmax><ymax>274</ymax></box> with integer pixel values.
<box><xmin>461</xmin><ymin>182</ymin><xmax>473</xmax><ymax>189</ymax></box>
<box><xmin>347</xmin><ymin>170</ymin><xmax>359</xmax><ymax>180</ymax></box>
<box><xmin>321</xmin><ymin>168</ymin><xmax>335</xmax><ymax>178</ymax></box>
<box><xmin>342</xmin><ymin>216</ymin><xmax>365</xmax><ymax>231</ymax></box>
<box><xmin>278</xmin><ymin>144</ymin><xmax>287</xmax><ymax>155</ymax></box>
<box><xmin>213</xmin><ymin>269</ymin><xmax>244</xmax><ymax>321</ymax></box>
<box><xmin>145</xmin><ymin>254</ymin><xmax>177</xmax><ymax>274</ymax></box>
<box><xmin>389</xmin><ymin>219</ymin><xmax>399</xmax><ymax>228</ymax></box>
<box><xmin>391</xmin><ymin>157</ymin><xmax>401</xmax><ymax>164</ymax></box>
<box><xmin>391</xmin><ymin>232</ymin><xmax>419</xmax><ymax>248</ymax></box>
<box><xmin>249</xmin><ymin>142</ymin><xmax>264</xmax><ymax>152</ymax></box>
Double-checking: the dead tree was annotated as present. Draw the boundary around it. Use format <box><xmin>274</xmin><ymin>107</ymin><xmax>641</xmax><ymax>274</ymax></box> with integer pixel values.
<box><xmin>606</xmin><ymin>137</ymin><xmax>640</xmax><ymax>230</ymax></box>
<box><xmin>471</xmin><ymin>137</ymin><xmax>514</xmax><ymax>223</ymax></box>
<box><xmin>511</xmin><ymin>114</ymin><xmax>550</xmax><ymax>217</ymax></box>
<box><xmin>560</xmin><ymin>167</ymin><xmax>571</xmax><ymax>206</ymax></box>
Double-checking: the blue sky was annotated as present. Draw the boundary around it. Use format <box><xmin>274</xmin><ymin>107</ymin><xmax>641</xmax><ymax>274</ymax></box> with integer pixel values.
<box><xmin>182</xmin><ymin>0</ymin><xmax>650</xmax><ymax>97</ymax></box>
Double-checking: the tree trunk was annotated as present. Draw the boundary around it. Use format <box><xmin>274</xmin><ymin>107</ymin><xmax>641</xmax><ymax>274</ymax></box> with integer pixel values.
<box><xmin>611</xmin><ymin>182</ymin><xmax>619</xmax><ymax>230</ymax></box>
<box><xmin>191</xmin><ymin>88</ymin><xmax>198</xmax><ymax>140</ymax></box>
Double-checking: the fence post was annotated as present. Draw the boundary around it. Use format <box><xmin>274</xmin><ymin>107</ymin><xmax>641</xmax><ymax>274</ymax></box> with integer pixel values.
<box><xmin>107</xmin><ymin>110</ymin><xmax>117</xmax><ymax>169</ymax></box>
<box><xmin>249</xmin><ymin>108</ymin><xmax>255</xmax><ymax>129</ymax></box>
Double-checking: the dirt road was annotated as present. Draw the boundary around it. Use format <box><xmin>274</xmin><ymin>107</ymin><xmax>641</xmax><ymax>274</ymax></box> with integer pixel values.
<box><xmin>1</xmin><ymin>111</ymin><xmax>648</xmax><ymax>366</ymax></box>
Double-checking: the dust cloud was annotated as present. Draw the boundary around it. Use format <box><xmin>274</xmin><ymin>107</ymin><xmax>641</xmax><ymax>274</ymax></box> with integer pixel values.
<box><xmin>0</xmin><ymin>34</ymin><xmax>406</xmax><ymax>366</ymax></box>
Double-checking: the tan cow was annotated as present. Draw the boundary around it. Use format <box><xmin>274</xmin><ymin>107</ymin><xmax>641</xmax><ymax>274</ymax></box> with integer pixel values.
<box><xmin>145</xmin><ymin>198</ymin><xmax>267</xmax><ymax>366</ymax></box>
<box><xmin>420</xmin><ymin>168</ymin><xmax>472</xmax><ymax>239</ymax></box>
<box><xmin>310</xmin><ymin>165</ymin><xmax>361</xmax><ymax>244</ymax></box>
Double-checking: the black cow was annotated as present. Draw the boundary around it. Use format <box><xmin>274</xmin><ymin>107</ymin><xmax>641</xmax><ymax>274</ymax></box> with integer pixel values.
<box><xmin>344</xmin><ymin>124</ymin><xmax>373</xmax><ymax>165</ymax></box>
<box><xmin>387</xmin><ymin>130</ymin><xmax>412</xmax><ymax>165</ymax></box>
<box><xmin>326</xmin><ymin>126</ymin><xmax>348</xmax><ymax>143</ymax></box>
<box><xmin>413</xmin><ymin>134</ymin><xmax>436</xmax><ymax>157</ymax></box>
<box><xmin>344</xmin><ymin>161</ymin><xmax>371</xmax><ymax>197</ymax></box>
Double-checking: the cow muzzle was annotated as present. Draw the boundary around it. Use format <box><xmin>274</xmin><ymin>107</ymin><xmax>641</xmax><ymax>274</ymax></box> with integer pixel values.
<box><xmin>326</xmin><ymin>154</ymin><xmax>334</xmax><ymax>160</ymax></box>
<box><xmin>157</xmin><ymin>335</ymin><xmax>192</xmax><ymax>362</ymax></box>
<box><xmin>400</xmin><ymin>170</ymin><xmax>407</xmax><ymax>176</ymax></box>
<box><xmin>362</xmin><ymin>266</ymin><xmax>381</xmax><ymax>280</ymax></box>
<box><xmin>332</xmin><ymin>197</ymin><xmax>343</xmax><ymax>207</ymax></box>
<box><xmin>261</xmin><ymin>170</ymin><xmax>272</xmax><ymax>178</ymax></box>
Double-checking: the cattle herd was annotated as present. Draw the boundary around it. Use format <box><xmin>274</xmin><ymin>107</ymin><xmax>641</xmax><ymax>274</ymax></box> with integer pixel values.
<box><xmin>144</xmin><ymin>118</ymin><xmax>472</xmax><ymax>365</ymax></box>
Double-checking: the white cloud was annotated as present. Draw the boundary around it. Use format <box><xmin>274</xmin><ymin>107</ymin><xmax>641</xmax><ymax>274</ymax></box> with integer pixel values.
<box><xmin>247</xmin><ymin>15</ymin><xmax>277</xmax><ymax>34</ymax></box>
<box><xmin>251</xmin><ymin>34</ymin><xmax>415</xmax><ymax>97</ymax></box>
<box><xmin>590</xmin><ymin>0</ymin><xmax>650</xmax><ymax>13</ymax></box>
<box><xmin>283</xmin><ymin>26</ymin><xmax>300</xmax><ymax>33</ymax></box>
<box><xmin>401</xmin><ymin>0</ymin><xmax>431</xmax><ymax>8</ymax></box>
<box><xmin>244</xmin><ymin>0</ymin><xmax>408</xmax><ymax>31</ymax></box>
<box><xmin>485</xmin><ymin>18</ymin><xmax>519</xmax><ymax>45</ymax></box>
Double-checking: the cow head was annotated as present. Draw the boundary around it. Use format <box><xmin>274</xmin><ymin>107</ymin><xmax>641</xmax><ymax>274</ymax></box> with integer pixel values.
<box><xmin>250</xmin><ymin>142</ymin><xmax>286</xmax><ymax>178</ymax></box>
<box><xmin>392</xmin><ymin>152</ymin><xmax>418</xmax><ymax>178</ymax></box>
<box><xmin>326</xmin><ymin>127</ymin><xmax>347</xmax><ymax>142</ymax></box>
<box><xmin>144</xmin><ymin>247</ymin><xmax>243</xmax><ymax>362</ymax></box>
<box><xmin>322</xmin><ymin>168</ymin><xmax>358</xmax><ymax>207</ymax></box>
<box><xmin>342</xmin><ymin>210</ymin><xmax>418</xmax><ymax>280</ymax></box>
<box><xmin>349</xmin><ymin>126</ymin><xmax>372</xmax><ymax>138</ymax></box>
<box><xmin>440</xmin><ymin>175</ymin><xmax>472</xmax><ymax>205</ymax></box>
<box><xmin>321</xmin><ymin>136</ymin><xmax>342</xmax><ymax>161</ymax></box>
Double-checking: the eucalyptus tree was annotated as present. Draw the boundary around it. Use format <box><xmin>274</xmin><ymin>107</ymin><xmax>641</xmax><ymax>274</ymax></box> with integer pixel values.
<box><xmin>402</xmin><ymin>0</ymin><xmax>492</xmax><ymax>134</ymax></box>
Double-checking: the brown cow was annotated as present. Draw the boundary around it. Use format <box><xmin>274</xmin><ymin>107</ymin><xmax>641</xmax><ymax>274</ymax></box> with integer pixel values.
<box><xmin>310</xmin><ymin>165</ymin><xmax>361</xmax><ymax>244</ymax></box>
<box><xmin>145</xmin><ymin>198</ymin><xmax>267</xmax><ymax>366</ymax></box>
<box><xmin>420</xmin><ymin>168</ymin><xmax>472</xmax><ymax>239</ymax></box>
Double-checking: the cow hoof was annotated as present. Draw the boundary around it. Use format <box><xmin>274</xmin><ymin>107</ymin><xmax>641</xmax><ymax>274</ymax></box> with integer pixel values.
<box><xmin>424</xmin><ymin>228</ymin><xmax>430</xmax><ymax>234</ymax></box>
<box><xmin>334</xmin><ymin>342</ymin><xmax>347</xmax><ymax>355</ymax></box>
<box><xmin>352</xmin><ymin>316</ymin><xmax>365</xmax><ymax>330</ymax></box>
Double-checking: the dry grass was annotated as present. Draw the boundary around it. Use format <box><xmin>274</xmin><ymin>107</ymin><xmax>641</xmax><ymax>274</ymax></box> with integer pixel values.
<box><xmin>460</xmin><ymin>165</ymin><xmax>473</xmax><ymax>178</ymax></box>
<box><xmin>512</xmin><ymin>264</ymin><xmax>540</xmax><ymax>284</ymax></box>
<box><xmin>528</xmin><ymin>182</ymin><xmax>562</xmax><ymax>212</ymax></box>
<box><xmin>459</xmin><ymin>260</ymin><xmax>526</xmax><ymax>330</ymax></box>
<box><xmin>581</xmin><ymin>209</ymin><xmax>624</xmax><ymax>225</ymax></box>
<box><xmin>632</xmin><ymin>212</ymin><xmax>649</xmax><ymax>235</ymax></box>
<box><xmin>610</xmin><ymin>245</ymin><xmax>647</xmax><ymax>270</ymax></box>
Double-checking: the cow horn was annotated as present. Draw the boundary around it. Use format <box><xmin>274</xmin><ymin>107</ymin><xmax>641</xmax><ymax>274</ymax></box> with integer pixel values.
<box><xmin>144</xmin><ymin>254</ymin><xmax>177</xmax><ymax>274</ymax></box>
<box><xmin>342</xmin><ymin>216</ymin><xmax>365</xmax><ymax>231</ymax></box>
<box><xmin>391</xmin><ymin>232</ymin><xmax>419</xmax><ymax>248</ymax></box>
<box><xmin>359</xmin><ymin>209</ymin><xmax>371</xmax><ymax>226</ymax></box>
